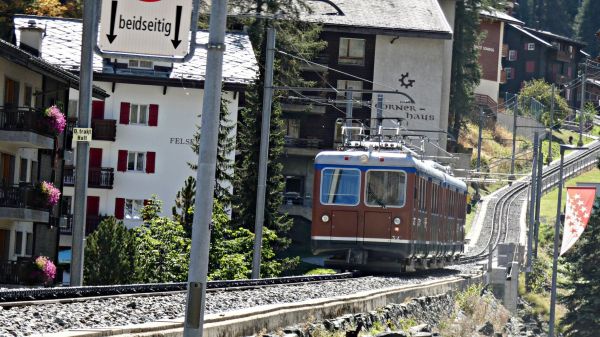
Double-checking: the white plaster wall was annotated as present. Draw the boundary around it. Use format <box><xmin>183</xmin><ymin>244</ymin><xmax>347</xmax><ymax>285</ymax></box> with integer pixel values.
<box><xmin>65</xmin><ymin>82</ymin><xmax>239</xmax><ymax>228</ymax></box>
<box><xmin>0</xmin><ymin>58</ymin><xmax>42</xmax><ymax>106</ymax></box>
<box><xmin>371</xmin><ymin>35</ymin><xmax>447</xmax><ymax>154</ymax></box>
<box><xmin>439</xmin><ymin>0</ymin><xmax>456</xmax><ymax>153</ymax></box>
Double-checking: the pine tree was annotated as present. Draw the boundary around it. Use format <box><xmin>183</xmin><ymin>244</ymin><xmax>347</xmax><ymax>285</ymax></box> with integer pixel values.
<box><xmin>449</xmin><ymin>0</ymin><xmax>482</xmax><ymax>146</ymax></box>
<box><xmin>172</xmin><ymin>176</ymin><xmax>196</xmax><ymax>237</ymax></box>
<box><xmin>559</xmin><ymin>198</ymin><xmax>600</xmax><ymax>337</ymax></box>
<box><xmin>574</xmin><ymin>0</ymin><xmax>600</xmax><ymax>57</ymax></box>
<box><xmin>0</xmin><ymin>0</ymin><xmax>30</xmax><ymax>40</ymax></box>
<box><xmin>189</xmin><ymin>95</ymin><xmax>235</xmax><ymax>203</ymax></box>
<box><xmin>231</xmin><ymin>0</ymin><xmax>325</xmax><ymax>266</ymax></box>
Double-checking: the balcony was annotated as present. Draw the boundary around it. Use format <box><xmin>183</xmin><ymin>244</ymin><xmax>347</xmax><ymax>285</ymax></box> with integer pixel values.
<box><xmin>59</xmin><ymin>215</ymin><xmax>102</xmax><ymax>236</ymax></box>
<box><xmin>59</xmin><ymin>214</ymin><xmax>73</xmax><ymax>235</ymax></box>
<box><xmin>0</xmin><ymin>259</ymin><xmax>29</xmax><ymax>284</ymax></box>
<box><xmin>63</xmin><ymin>166</ymin><xmax>115</xmax><ymax>189</ymax></box>
<box><xmin>556</xmin><ymin>50</ymin><xmax>571</xmax><ymax>63</ymax></box>
<box><xmin>284</xmin><ymin>137</ymin><xmax>323</xmax><ymax>156</ymax></box>
<box><xmin>299</xmin><ymin>55</ymin><xmax>329</xmax><ymax>72</ymax></box>
<box><xmin>0</xmin><ymin>106</ymin><xmax>54</xmax><ymax>150</ymax></box>
<box><xmin>91</xmin><ymin>119</ymin><xmax>117</xmax><ymax>141</ymax></box>
<box><xmin>281</xmin><ymin>95</ymin><xmax>327</xmax><ymax>114</ymax></box>
<box><xmin>0</xmin><ymin>184</ymin><xmax>50</xmax><ymax>223</ymax></box>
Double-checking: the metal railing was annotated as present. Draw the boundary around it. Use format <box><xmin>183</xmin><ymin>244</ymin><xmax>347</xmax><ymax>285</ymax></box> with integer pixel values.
<box><xmin>0</xmin><ymin>106</ymin><xmax>54</xmax><ymax>137</ymax></box>
<box><xmin>0</xmin><ymin>260</ymin><xmax>28</xmax><ymax>284</ymax></box>
<box><xmin>284</xmin><ymin>137</ymin><xmax>322</xmax><ymax>149</ymax></box>
<box><xmin>63</xmin><ymin>166</ymin><xmax>114</xmax><ymax>189</ymax></box>
<box><xmin>0</xmin><ymin>184</ymin><xmax>47</xmax><ymax>210</ymax></box>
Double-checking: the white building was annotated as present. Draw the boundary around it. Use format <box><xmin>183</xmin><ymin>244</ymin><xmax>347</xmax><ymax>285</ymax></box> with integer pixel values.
<box><xmin>13</xmin><ymin>15</ymin><xmax>258</xmax><ymax>246</ymax></box>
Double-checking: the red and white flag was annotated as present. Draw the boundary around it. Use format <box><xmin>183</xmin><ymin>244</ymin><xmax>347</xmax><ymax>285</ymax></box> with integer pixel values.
<box><xmin>560</xmin><ymin>187</ymin><xmax>597</xmax><ymax>256</ymax></box>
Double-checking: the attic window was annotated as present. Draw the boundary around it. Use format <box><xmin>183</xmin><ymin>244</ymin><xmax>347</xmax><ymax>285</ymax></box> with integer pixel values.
<box><xmin>128</xmin><ymin>59</ymin><xmax>153</xmax><ymax>69</ymax></box>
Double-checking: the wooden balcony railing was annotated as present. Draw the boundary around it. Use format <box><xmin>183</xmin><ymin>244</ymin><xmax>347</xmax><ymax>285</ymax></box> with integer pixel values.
<box><xmin>0</xmin><ymin>106</ymin><xmax>54</xmax><ymax>137</ymax></box>
<box><xmin>91</xmin><ymin>119</ymin><xmax>116</xmax><ymax>141</ymax></box>
<box><xmin>284</xmin><ymin>137</ymin><xmax>322</xmax><ymax>149</ymax></box>
<box><xmin>63</xmin><ymin>166</ymin><xmax>114</xmax><ymax>189</ymax></box>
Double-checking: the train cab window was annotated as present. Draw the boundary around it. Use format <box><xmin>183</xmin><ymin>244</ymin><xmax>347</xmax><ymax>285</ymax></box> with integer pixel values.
<box><xmin>365</xmin><ymin>170</ymin><xmax>406</xmax><ymax>208</ymax></box>
<box><xmin>320</xmin><ymin>168</ymin><xmax>361</xmax><ymax>206</ymax></box>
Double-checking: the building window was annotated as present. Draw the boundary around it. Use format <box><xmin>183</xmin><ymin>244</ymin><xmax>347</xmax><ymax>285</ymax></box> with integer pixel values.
<box><xmin>526</xmin><ymin>61</ymin><xmax>536</xmax><ymax>73</ymax></box>
<box><xmin>19</xmin><ymin>158</ymin><xmax>27</xmax><ymax>182</ymax></box>
<box><xmin>125</xmin><ymin>199</ymin><xmax>144</xmax><ymax>219</ymax></box>
<box><xmin>505</xmin><ymin>67</ymin><xmax>514</xmax><ymax>80</ymax></box>
<box><xmin>25</xmin><ymin>233</ymin><xmax>32</xmax><ymax>256</ymax></box>
<box><xmin>527</xmin><ymin>43</ymin><xmax>535</xmax><ymax>51</ymax></box>
<box><xmin>508</xmin><ymin>50</ymin><xmax>517</xmax><ymax>61</ymax></box>
<box><xmin>128</xmin><ymin>59</ymin><xmax>153</xmax><ymax>69</ymax></box>
<box><xmin>337</xmin><ymin>80</ymin><xmax>363</xmax><ymax>102</ymax></box>
<box><xmin>320</xmin><ymin>168</ymin><xmax>361</xmax><ymax>206</ymax></box>
<box><xmin>130</xmin><ymin>104</ymin><xmax>148</xmax><ymax>125</ymax></box>
<box><xmin>284</xmin><ymin>119</ymin><xmax>301</xmax><ymax>138</ymax></box>
<box><xmin>14</xmin><ymin>231</ymin><xmax>23</xmax><ymax>255</ymax></box>
<box><xmin>338</xmin><ymin>38</ymin><xmax>365</xmax><ymax>65</ymax></box>
<box><xmin>24</xmin><ymin>86</ymin><xmax>33</xmax><ymax>107</ymax></box>
<box><xmin>30</xmin><ymin>161</ymin><xmax>38</xmax><ymax>183</ymax></box>
<box><xmin>127</xmin><ymin>152</ymin><xmax>145</xmax><ymax>172</ymax></box>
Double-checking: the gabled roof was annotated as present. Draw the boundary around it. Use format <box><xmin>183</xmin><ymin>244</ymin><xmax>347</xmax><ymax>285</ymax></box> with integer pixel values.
<box><xmin>13</xmin><ymin>15</ymin><xmax>258</xmax><ymax>85</ymax></box>
<box><xmin>300</xmin><ymin>0</ymin><xmax>452</xmax><ymax>39</ymax></box>
<box><xmin>480</xmin><ymin>8</ymin><xmax>523</xmax><ymax>25</ymax></box>
<box><xmin>0</xmin><ymin>38</ymin><xmax>108</xmax><ymax>98</ymax></box>
<box><xmin>523</xmin><ymin>27</ymin><xmax>585</xmax><ymax>47</ymax></box>
<box><xmin>508</xmin><ymin>23</ymin><xmax>552</xmax><ymax>47</ymax></box>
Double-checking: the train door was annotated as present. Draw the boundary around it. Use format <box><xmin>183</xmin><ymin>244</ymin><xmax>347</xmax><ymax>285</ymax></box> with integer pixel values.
<box><xmin>363</xmin><ymin>170</ymin><xmax>402</xmax><ymax>244</ymax></box>
<box><xmin>320</xmin><ymin>167</ymin><xmax>361</xmax><ymax>242</ymax></box>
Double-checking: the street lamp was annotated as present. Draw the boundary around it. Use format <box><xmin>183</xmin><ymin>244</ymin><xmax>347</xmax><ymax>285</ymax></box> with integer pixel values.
<box><xmin>548</xmin><ymin>144</ymin><xmax>589</xmax><ymax>337</ymax></box>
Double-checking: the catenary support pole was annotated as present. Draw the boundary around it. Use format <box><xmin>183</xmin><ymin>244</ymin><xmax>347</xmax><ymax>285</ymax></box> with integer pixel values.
<box><xmin>346</xmin><ymin>89</ymin><xmax>353</xmax><ymax>131</ymax></box>
<box><xmin>251</xmin><ymin>27</ymin><xmax>276</xmax><ymax>280</ymax></box>
<box><xmin>526</xmin><ymin>132</ymin><xmax>538</xmax><ymax>280</ymax></box>
<box><xmin>510</xmin><ymin>96</ymin><xmax>518</xmax><ymax>180</ymax></box>
<box><xmin>71</xmin><ymin>0</ymin><xmax>97</xmax><ymax>287</ymax></box>
<box><xmin>548</xmin><ymin>148</ymin><xmax>566</xmax><ymax>337</ymax></box>
<box><xmin>476</xmin><ymin>106</ymin><xmax>483</xmax><ymax>198</ymax></box>
<box><xmin>183</xmin><ymin>0</ymin><xmax>229</xmax><ymax>335</ymax></box>
<box><xmin>578</xmin><ymin>59</ymin><xmax>587</xmax><ymax>147</ymax></box>
<box><xmin>533</xmin><ymin>147</ymin><xmax>543</xmax><ymax>258</ymax></box>
<box><xmin>547</xmin><ymin>84</ymin><xmax>554</xmax><ymax>163</ymax></box>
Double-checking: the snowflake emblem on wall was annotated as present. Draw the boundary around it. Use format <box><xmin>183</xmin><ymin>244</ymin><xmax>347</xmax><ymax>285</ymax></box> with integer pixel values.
<box><xmin>399</xmin><ymin>72</ymin><xmax>415</xmax><ymax>88</ymax></box>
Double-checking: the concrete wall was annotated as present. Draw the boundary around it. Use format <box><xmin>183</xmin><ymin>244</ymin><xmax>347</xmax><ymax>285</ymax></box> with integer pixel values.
<box><xmin>496</xmin><ymin>111</ymin><xmax>547</xmax><ymax>140</ymax></box>
<box><xmin>65</xmin><ymin>83</ymin><xmax>239</xmax><ymax>228</ymax></box>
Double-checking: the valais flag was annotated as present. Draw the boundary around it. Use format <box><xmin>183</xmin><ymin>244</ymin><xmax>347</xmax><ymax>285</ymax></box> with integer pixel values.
<box><xmin>560</xmin><ymin>187</ymin><xmax>597</xmax><ymax>256</ymax></box>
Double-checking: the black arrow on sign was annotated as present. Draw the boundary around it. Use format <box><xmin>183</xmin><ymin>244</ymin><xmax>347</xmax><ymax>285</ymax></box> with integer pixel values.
<box><xmin>106</xmin><ymin>0</ymin><xmax>118</xmax><ymax>43</ymax></box>
<box><xmin>171</xmin><ymin>5</ymin><xmax>183</xmax><ymax>49</ymax></box>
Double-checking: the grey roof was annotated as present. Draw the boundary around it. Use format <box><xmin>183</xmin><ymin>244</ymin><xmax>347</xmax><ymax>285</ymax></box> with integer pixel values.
<box><xmin>509</xmin><ymin>23</ymin><xmax>552</xmax><ymax>47</ymax></box>
<box><xmin>523</xmin><ymin>27</ymin><xmax>586</xmax><ymax>47</ymax></box>
<box><xmin>0</xmin><ymin>38</ymin><xmax>108</xmax><ymax>98</ymax></box>
<box><xmin>479</xmin><ymin>8</ymin><xmax>523</xmax><ymax>25</ymax></box>
<box><xmin>14</xmin><ymin>15</ymin><xmax>258</xmax><ymax>85</ymax></box>
<box><xmin>300</xmin><ymin>0</ymin><xmax>452</xmax><ymax>38</ymax></box>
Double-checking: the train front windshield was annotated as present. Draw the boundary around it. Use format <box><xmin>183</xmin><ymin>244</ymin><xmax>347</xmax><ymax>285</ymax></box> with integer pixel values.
<box><xmin>365</xmin><ymin>170</ymin><xmax>406</xmax><ymax>208</ymax></box>
<box><xmin>320</xmin><ymin>168</ymin><xmax>360</xmax><ymax>205</ymax></box>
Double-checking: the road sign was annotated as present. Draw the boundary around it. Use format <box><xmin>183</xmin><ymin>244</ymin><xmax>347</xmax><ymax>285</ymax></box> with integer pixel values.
<box><xmin>73</xmin><ymin>128</ymin><xmax>92</xmax><ymax>142</ymax></box>
<box><xmin>98</xmin><ymin>0</ymin><xmax>196</xmax><ymax>60</ymax></box>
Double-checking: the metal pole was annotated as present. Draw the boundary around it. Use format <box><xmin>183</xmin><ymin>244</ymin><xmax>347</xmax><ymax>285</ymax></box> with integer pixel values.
<box><xmin>578</xmin><ymin>60</ymin><xmax>587</xmax><ymax>147</ymax></box>
<box><xmin>251</xmin><ymin>27</ymin><xmax>276</xmax><ymax>280</ymax></box>
<box><xmin>183</xmin><ymin>0</ymin><xmax>229</xmax><ymax>334</ymax></box>
<box><xmin>548</xmin><ymin>148</ymin><xmax>565</xmax><ymax>337</ymax></box>
<box><xmin>547</xmin><ymin>84</ymin><xmax>554</xmax><ymax>163</ymax></box>
<box><xmin>376</xmin><ymin>94</ymin><xmax>383</xmax><ymax>130</ymax></box>
<box><xmin>510</xmin><ymin>96</ymin><xmax>518</xmax><ymax>180</ymax></box>
<box><xmin>476</xmin><ymin>106</ymin><xmax>483</xmax><ymax>199</ymax></box>
<box><xmin>70</xmin><ymin>0</ymin><xmax>97</xmax><ymax>286</ymax></box>
<box><xmin>533</xmin><ymin>148</ymin><xmax>543</xmax><ymax>258</ymax></box>
<box><xmin>345</xmin><ymin>89</ymin><xmax>353</xmax><ymax>140</ymax></box>
<box><xmin>526</xmin><ymin>132</ymin><xmax>538</xmax><ymax>279</ymax></box>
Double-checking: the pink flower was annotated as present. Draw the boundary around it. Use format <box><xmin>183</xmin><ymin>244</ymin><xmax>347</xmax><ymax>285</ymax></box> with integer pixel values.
<box><xmin>33</xmin><ymin>256</ymin><xmax>56</xmax><ymax>284</ymax></box>
<box><xmin>41</xmin><ymin>181</ymin><xmax>61</xmax><ymax>207</ymax></box>
<box><xmin>44</xmin><ymin>105</ymin><xmax>66</xmax><ymax>134</ymax></box>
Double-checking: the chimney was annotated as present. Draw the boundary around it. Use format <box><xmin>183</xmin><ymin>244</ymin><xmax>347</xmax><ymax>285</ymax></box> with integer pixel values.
<box><xmin>19</xmin><ymin>20</ymin><xmax>44</xmax><ymax>56</ymax></box>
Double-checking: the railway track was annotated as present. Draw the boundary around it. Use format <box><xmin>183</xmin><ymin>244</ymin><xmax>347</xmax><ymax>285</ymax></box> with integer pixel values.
<box><xmin>460</xmin><ymin>139</ymin><xmax>600</xmax><ymax>264</ymax></box>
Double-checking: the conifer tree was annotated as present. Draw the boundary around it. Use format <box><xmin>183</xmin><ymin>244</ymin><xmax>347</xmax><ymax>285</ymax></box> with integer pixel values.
<box><xmin>189</xmin><ymin>95</ymin><xmax>236</xmax><ymax>204</ymax></box>
<box><xmin>560</xmin><ymin>198</ymin><xmax>600</xmax><ymax>337</ymax></box>
<box><xmin>172</xmin><ymin>176</ymin><xmax>196</xmax><ymax>237</ymax></box>
<box><xmin>231</xmin><ymin>0</ymin><xmax>325</xmax><ymax>262</ymax></box>
<box><xmin>574</xmin><ymin>0</ymin><xmax>600</xmax><ymax>57</ymax></box>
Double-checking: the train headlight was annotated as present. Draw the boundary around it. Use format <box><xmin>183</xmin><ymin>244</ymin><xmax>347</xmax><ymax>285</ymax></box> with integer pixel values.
<box><xmin>393</xmin><ymin>217</ymin><xmax>401</xmax><ymax>225</ymax></box>
<box><xmin>321</xmin><ymin>214</ymin><xmax>330</xmax><ymax>223</ymax></box>
<box><xmin>359</xmin><ymin>154</ymin><xmax>369</xmax><ymax>163</ymax></box>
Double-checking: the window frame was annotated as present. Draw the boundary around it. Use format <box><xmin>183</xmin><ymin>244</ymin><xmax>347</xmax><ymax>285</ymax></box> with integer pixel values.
<box><xmin>129</xmin><ymin>104</ymin><xmax>149</xmax><ymax>125</ymax></box>
<box><xmin>14</xmin><ymin>231</ymin><xmax>23</xmax><ymax>255</ymax></box>
<box><xmin>527</xmin><ymin>43</ymin><xmax>535</xmax><ymax>51</ymax></box>
<box><xmin>364</xmin><ymin>169</ymin><xmax>407</xmax><ymax>208</ymax></box>
<box><xmin>336</xmin><ymin>79</ymin><xmax>363</xmax><ymax>103</ymax></box>
<box><xmin>127</xmin><ymin>151</ymin><xmax>146</xmax><ymax>172</ymax></box>
<box><xmin>338</xmin><ymin>37</ymin><xmax>366</xmax><ymax>66</ymax></box>
<box><xmin>319</xmin><ymin>167</ymin><xmax>361</xmax><ymax>207</ymax></box>
<box><xmin>505</xmin><ymin>67</ymin><xmax>514</xmax><ymax>80</ymax></box>
<box><xmin>508</xmin><ymin>50</ymin><xmax>517</xmax><ymax>61</ymax></box>
<box><xmin>124</xmin><ymin>199</ymin><xmax>144</xmax><ymax>220</ymax></box>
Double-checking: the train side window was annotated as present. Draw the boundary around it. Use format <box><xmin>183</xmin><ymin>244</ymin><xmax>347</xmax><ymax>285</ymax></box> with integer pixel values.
<box><xmin>365</xmin><ymin>170</ymin><xmax>406</xmax><ymax>208</ymax></box>
<box><xmin>320</xmin><ymin>168</ymin><xmax>361</xmax><ymax>206</ymax></box>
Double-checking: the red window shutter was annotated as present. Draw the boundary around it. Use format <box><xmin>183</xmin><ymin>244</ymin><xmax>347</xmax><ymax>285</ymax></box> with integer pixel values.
<box><xmin>91</xmin><ymin>101</ymin><xmax>105</xmax><ymax>120</ymax></box>
<box><xmin>526</xmin><ymin>61</ymin><xmax>535</xmax><ymax>73</ymax></box>
<box><xmin>117</xmin><ymin>150</ymin><xmax>128</xmax><ymax>172</ymax></box>
<box><xmin>143</xmin><ymin>199</ymin><xmax>149</xmax><ymax>206</ymax></box>
<box><xmin>120</xmin><ymin>102</ymin><xmax>130</xmax><ymax>125</ymax></box>
<box><xmin>146</xmin><ymin>151</ymin><xmax>156</xmax><ymax>173</ymax></box>
<box><xmin>148</xmin><ymin>104</ymin><xmax>158</xmax><ymax>126</ymax></box>
<box><xmin>115</xmin><ymin>198</ymin><xmax>125</xmax><ymax>220</ymax></box>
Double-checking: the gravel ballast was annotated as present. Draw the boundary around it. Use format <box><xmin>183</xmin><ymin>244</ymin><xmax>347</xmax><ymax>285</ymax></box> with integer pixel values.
<box><xmin>0</xmin><ymin>265</ymin><xmax>478</xmax><ymax>336</ymax></box>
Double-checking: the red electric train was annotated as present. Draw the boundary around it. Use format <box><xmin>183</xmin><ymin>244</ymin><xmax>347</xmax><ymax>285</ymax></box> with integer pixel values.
<box><xmin>310</xmin><ymin>146</ymin><xmax>468</xmax><ymax>272</ymax></box>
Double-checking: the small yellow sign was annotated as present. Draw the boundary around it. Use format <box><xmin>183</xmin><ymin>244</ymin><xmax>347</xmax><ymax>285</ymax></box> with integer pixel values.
<box><xmin>73</xmin><ymin>128</ymin><xmax>92</xmax><ymax>142</ymax></box>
